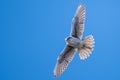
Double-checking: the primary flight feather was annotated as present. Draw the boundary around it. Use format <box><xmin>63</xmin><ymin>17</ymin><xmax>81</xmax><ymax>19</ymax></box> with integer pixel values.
<box><xmin>53</xmin><ymin>4</ymin><xmax>95</xmax><ymax>77</ymax></box>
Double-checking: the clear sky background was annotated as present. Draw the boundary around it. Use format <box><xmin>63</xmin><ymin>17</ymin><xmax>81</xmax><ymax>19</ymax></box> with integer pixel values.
<box><xmin>0</xmin><ymin>0</ymin><xmax>120</xmax><ymax>80</ymax></box>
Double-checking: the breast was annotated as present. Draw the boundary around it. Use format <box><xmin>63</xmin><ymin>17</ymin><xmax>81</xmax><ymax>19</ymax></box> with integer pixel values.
<box><xmin>67</xmin><ymin>37</ymin><xmax>82</xmax><ymax>48</ymax></box>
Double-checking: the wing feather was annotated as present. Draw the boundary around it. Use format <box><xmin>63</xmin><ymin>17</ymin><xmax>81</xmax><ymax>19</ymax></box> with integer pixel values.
<box><xmin>71</xmin><ymin>4</ymin><xmax>86</xmax><ymax>39</ymax></box>
<box><xmin>53</xmin><ymin>45</ymin><xmax>76</xmax><ymax>77</ymax></box>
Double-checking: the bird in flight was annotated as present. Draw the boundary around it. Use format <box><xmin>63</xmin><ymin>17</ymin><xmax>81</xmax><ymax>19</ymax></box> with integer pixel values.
<box><xmin>53</xmin><ymin>4</ymin><xmax>95</xmax><ymax>77</ymax></box>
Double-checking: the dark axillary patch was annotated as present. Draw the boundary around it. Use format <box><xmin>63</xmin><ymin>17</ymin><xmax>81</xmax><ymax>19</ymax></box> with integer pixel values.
<box><xmin>58</xmin><ymin>46</ymin><xmax>74</xmax><ymax>63</ymax></box>
<box><xmin>72</xmin><ymin>17</ymin><xmax>83</xmax><ymax>38</ymax></box>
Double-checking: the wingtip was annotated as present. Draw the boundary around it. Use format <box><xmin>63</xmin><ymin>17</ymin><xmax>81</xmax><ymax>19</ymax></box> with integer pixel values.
<box><xmin>53</xmin><ymin>74</ymin><xmax>57</xmax><ymax>77</ymax></box>
<box><xmin>78</xmin><ymin>3</ymin><xmax>85</xmax><ymax>7</ymax></box>
<box><xmin>78</xmin><ymin>3</ymin><xmax>85</xmax><ymax>9</ymax></box>
<box><xmin>52</xmin><ymin>73</ymin><xmax>59</xmax><ymax>77</ymax></box>
<box><xmin>52</xmin><ymin>72</ymin><xmax>57</xmax><ymax>77</ymax></box>
<box><xmin>75</xmin><ymin>3</ymin><xmax>86</xmax><ymax>19</ymax></box>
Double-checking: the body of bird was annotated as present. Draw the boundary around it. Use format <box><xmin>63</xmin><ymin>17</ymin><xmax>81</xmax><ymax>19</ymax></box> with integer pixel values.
<box><xmin>53</xmin><ymin>4</ymin><xmax>95</xmax><ymax>77</ymax></box>
<box><xmin>65</xmin><ymin>36</ymin><xmax>83</xmax><ymax>48</ymax></box>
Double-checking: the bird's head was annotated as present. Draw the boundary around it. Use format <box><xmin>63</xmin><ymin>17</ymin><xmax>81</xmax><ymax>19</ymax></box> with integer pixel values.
<box><xmin>65</xmin><ymin>37</ymin><xmax>72</xmax><ymax>42</ymax></box>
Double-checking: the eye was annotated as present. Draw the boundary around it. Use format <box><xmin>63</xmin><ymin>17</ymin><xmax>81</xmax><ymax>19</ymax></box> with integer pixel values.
<box><xmin>65</xmin><ymin>37</ymin><xmax>72</xmax><ymax>41</ymax></box>
<box><xmin>67</xmin><ymin>37</ymin><xmax>72</xmax><ymax>40</ymax></box>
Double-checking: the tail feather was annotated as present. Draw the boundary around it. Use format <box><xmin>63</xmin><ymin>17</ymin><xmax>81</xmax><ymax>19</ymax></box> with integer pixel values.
<box><xmin>78</xmin><ymin>35</ymin><xmax>95</xmax><ymax>60</ymax></box>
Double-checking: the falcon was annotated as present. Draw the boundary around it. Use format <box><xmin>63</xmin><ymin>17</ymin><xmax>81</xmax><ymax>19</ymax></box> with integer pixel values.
<box><xmin>53</xmin><ymin>4</ymin><xmax>95</xmax><ymax>77</ymax></box>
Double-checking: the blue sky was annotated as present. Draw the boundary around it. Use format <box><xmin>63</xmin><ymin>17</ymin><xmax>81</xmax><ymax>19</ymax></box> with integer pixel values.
<box><xmin>0</xmin><ymin>0</ymin><xmax>120</xmax><ymax>80</ymax></box>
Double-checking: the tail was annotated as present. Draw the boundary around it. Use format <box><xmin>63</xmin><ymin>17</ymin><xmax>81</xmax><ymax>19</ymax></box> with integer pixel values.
<box><xmin>78</xmin><ymin>35</ymin><xmax>95</xmax><ymax>60</ymax></box>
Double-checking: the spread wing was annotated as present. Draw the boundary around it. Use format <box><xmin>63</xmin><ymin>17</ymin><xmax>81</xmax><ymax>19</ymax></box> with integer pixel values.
<box><xmin>53</xmin><ymin>45</ymin><xmax>76</xmax><ymax>77</ymax></box>
<box><xmin>71</xmin><ymin>4</ymin><xmax>86</xmax><ymax>39</ymax></box>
